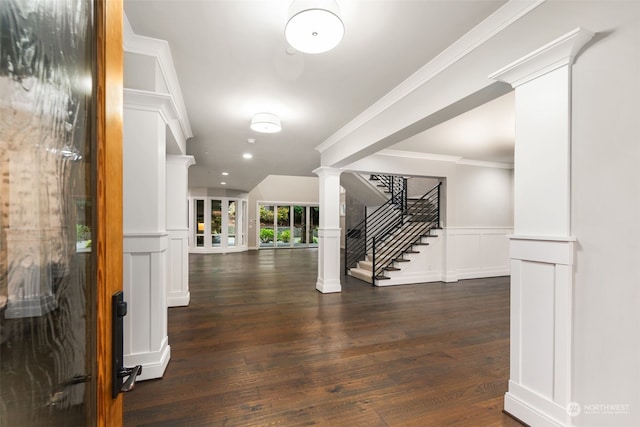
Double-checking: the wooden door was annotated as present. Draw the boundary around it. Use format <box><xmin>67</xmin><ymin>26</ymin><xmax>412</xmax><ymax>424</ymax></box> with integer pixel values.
<box><xmin>0</xmin><ymin>0</ymin><xmax>123</xmax><ymax>425</ymax></box>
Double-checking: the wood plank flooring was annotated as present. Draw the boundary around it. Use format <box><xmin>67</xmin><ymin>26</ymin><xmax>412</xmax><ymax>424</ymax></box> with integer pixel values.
<box><xmin>124</xmin><ymin>249</ymin><xmax>523</xmax><ymax>426</ymax></box>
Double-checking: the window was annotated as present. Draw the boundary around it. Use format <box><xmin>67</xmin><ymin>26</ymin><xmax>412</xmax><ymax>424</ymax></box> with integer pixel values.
<box><xmin>211</xmin><ymin>199</ymin><xmax>222</xmax><ymax>247</ymax></box>
<box><xmin>259</xmin><ymin>205</ymin><xmax>275</xmax><ymax>248</ymax></box>
<box><xmin>258</xmin><ymin>203</ymin><xmax>319</xmax><ymax>249</ymax></box>
<box><xmin>195</xmin><ymin>199</ymin><xmax>204</xmax><ymax>247</ymax></box>
<box><xmin>228</xmin><ymin>200</ymin><xmax>236</xmax><ymax>247</ymax></box>
<box><xmin>276</xmin><ymin>206</ymin><xmax>290</xmax><ymax>247</ymax></box>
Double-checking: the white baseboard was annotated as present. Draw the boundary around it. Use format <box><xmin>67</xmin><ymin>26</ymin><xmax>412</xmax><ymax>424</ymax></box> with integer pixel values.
<box><xmin>456</xmin><ymin>267</ymin><xmax>510</xmax><ymax>280</ymax></box>
<box><xmin>375</xmin><ymin>271</ymin><xmax>442</xmax><ymax>286</ymax></box>
<box><xmin>505</xmin><ymin>391</ymin><xmax>566</xmax><ymax>427</ymax></box>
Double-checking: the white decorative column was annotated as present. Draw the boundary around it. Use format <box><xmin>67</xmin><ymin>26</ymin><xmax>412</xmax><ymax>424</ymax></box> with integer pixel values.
<box><xmin>123</xmin><ymin>90</ymin><xmax>179</xmax><ymax>380</ymax></box>
<box><xmin>166</xmin><ymin>154</ymin><xmax>195</xmax><ymax>307</ymax></box>
<box><xmin>490</xmin><ymin>28</ymin><xmax>593</xmax><ymax>427</ymax></box>
<box><xmin>314</xmin><ymin>167</ymin><xmax>342</xmax><ymax>293</ymax></box>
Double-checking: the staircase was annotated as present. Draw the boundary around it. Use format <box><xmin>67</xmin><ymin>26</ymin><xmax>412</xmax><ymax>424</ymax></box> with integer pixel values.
<box><xmin>345</xmin><ymin>177</ymin><xmax>441</xmax><ymax>285</ymax></box>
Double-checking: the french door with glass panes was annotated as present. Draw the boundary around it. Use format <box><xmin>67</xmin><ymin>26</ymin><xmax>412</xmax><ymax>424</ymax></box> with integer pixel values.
<box><xmin>191</xmin><ymin>198</ymin><xmax>246</xmax><ymax>251</ymax></box>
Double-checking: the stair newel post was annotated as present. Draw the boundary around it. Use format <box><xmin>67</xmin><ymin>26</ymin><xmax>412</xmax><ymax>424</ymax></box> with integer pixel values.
<box><xmin>344</xmin><ymin>226</ymin><xmax>348</xmax><ymax>276</ymax></box>
<box><xmin>372</xmin><ymin>236</ymin><xmax>376</xmax><ymax>285</ymax></box>
<box><xmin>390</xmin><ymin>175</ymin><xmax>395</xmax><ymax>206</ymax></box>
<box><xmin>364</xmin><ymin>213</ymin><xmax>368</xmax><ymax>261</ymax></box>
<box><xmin>403</xmin><ymin>177</ymin><xmax>408</xmax><ymax>213</ymax></box>
<box><xmin>436</xmin><ymin>182</ymin><xmax>442</xmax><ymax>228</ymax></box>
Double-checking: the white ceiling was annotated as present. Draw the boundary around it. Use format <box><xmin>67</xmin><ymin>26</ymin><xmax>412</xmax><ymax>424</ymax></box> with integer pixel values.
<box><xmin>124</xmin><ymin>0</ymin><xmax>513</xmax><ymax>192</ymax></box>
<box><xmin>391</xmin><ymin>91</ymin><xmax>514</xmax><ymax>164</ymax></box>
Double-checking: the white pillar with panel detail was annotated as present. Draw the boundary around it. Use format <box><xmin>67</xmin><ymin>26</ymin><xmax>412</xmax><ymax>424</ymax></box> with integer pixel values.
<box><xmin>122</xmin><ymin>15</ymin><xmax>193</xmax><ymax>380</ymax></box>
<box><xmin>489</xmin><ymin>28</ymin><xmax>594</xmax><ymax>427</ymax></box>
<box><xmin>166</xmin><ymin>155</ymin><xmax>195</xmax><ymax>307</ymax></box>
<box><xmin>122</xmin><ymin>95</ymin><xmax>171</xmax><ymax>381</ymax></box>
<box><xmin>314</xmin><ymin>167</ymin><xmax>342</xmax><ymax>293</ymax></box>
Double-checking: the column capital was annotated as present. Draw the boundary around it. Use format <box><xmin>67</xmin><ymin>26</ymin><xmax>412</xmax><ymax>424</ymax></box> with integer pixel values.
<box><xmin>313</xmin><ymin>166</ymin><xmax>342</xmax><ymax>177</ymax></box>
<box><xmin>489</xmin><ymin>27</ymin><xmax>594</xmax><ymax>87</ymax></box>
<box><xmin>166</xmin><ymin>154</ymin><xmax>196</xmax><ymax>168</ymax></box>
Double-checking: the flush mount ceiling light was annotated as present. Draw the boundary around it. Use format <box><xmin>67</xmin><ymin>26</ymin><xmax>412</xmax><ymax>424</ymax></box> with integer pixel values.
<box><xmin>285</xmin><ymin>0</ymin><xmax>344</xmax><ymax>54</ymax></box>
<box><xmin>250</xmin><ymin>112</ymin><xmax>281</xmax><ymax>133</ymax></box>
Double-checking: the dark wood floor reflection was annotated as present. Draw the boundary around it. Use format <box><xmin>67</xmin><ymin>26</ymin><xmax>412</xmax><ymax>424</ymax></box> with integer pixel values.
<box><xmin>124</xmin><ymin>249</ymin><xmax>522</xmax><ymax>426</ymax></box>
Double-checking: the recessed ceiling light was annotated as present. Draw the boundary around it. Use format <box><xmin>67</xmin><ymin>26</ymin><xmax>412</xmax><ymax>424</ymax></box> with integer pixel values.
<box><xmin>247</xmin><ymin>138</ymin><xmax>255</xmax><ymax>144</ymax></box>
<box><xmin>243</xmin><ymin>153</ymin><xmax>253</xmax><ymax>159</ymax></box>
<box><xmin>221</xmin><ymin>182</ymin><xmax>226</xmax><ymax>185</ymax></box>
<box><xmin>222</xmin><ymin>172</ymin><xmax>229</xmax><ymax>176</ymax></box>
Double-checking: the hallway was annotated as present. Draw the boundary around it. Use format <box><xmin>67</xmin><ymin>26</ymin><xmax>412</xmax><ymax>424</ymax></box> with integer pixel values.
<box><xmin>124</xmin><ymin>249</ymin><xmax>521</xmax><ymax>426</ymax></box>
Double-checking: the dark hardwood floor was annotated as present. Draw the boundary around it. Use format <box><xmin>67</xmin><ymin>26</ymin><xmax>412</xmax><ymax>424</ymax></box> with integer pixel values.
<box><xmin>124</xmin><ymin>249</ymin><xmax>522</xmax><ymax>426</ymax></box>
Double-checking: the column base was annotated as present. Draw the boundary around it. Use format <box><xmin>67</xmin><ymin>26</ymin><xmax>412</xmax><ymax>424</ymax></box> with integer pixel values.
<box><xmin>316</xmin><ymin>279</ymin><xmax>341</xmax><ymax>293</ymax></box>
<box><xmin>124</xmin><ymin>337</ymin><xmax>171</xmax><ymax>381</ymax></box>
<box><xmin>167</xmin><ymin>291</ymin><xmax>190</xmax><ymax>307</ymax></box>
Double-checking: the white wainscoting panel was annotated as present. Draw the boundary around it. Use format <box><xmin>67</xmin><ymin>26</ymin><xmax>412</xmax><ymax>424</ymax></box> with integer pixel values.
<box><xmin>167</xmin><ymin>229</ymin><xmax>190</xmax><ymax>307</ymax></box>
<box><xmin>123</xmin><ymin>233</ymin><xmax>170</xmax><ymax>381</ymax></box>
<box><xmin>505</xmin><ymin>235</ymin><xmax>575</xmax><ymax>427</ymax></box>
<box><xmin>445</xmin><ymin>227</ymin><xmax>512</xmax><ymax>282</ymax></box>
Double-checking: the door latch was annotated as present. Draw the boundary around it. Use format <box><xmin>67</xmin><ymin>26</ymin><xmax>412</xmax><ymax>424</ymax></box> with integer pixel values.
<box><xmin>112</xmin><ymin>291</ymin><xmax>142</xmax><ymax>398</ymax></box>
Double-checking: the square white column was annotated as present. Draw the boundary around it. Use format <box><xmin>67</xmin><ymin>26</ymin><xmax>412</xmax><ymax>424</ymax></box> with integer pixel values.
<box><xmin>122</xmin><ymin>103</ymin><xmax>171</xmax><ymax>380</ymax></box>
<box><xmin>166</xmin><ymin>155</ymin><xmax>195</xmax><ymax>307</ymax></box>
<box><xmin>490</xmin><ymin>28</ymin><xmax>593</xmax><ymax>427</ymax></box>
<box><xmin>314</xmin><ymin>167</ymin><xmax>342</xmax><ymax>293</ymax></box>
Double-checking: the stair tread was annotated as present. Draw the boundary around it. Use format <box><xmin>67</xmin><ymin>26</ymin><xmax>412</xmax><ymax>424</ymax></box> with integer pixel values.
<box><xmin>375</xmin><ymin>275</ymin><xmax>391</xmax><ymax>280</ymax></box>
<box><xmin>348</xmin><ymin>268</ymin><xmax>374</xmax><ymax>284</ymax></box>
<box><xmin>394</xmin><ymin>258</ymin><xmax>410</xmax><ymax>262</ymax></box>
<box><xmin>404</xmin><ymin>250</ymin><xmax>420</xmax><ymax>254</ymax></box>
<box><xmin>384</xmin><ymin>267</ymin><xmax>401</xmax><ymax>271</ymax></box>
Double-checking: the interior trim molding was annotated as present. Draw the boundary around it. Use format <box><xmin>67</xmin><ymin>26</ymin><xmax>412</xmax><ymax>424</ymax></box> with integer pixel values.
<box><xmin>489</xmin><ymin>27</ymin><xmax>594</xmax><ymax>87</ymax></box>
<box><xmin>123</xmin><ymin>14</ymin><xmax>193</xmax><ymax>139</ymax></box>
<box><xmin>315</xmin><ymin>0</ymin><xmax>546</xmax><ymax>153</ymax></box>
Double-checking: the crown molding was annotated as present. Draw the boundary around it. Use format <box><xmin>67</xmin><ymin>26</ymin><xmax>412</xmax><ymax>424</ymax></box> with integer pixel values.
<box><xmin>489</xmin><ymin>27</ymin><xmax>594</xmax><ymax>87</ymax></box>
<box><xmin>124</xmin><ymin>89</ymin><xmax>178</xmax><ymax>121</ymax></box>
<box><xmin>378</xmin><ymin>149</ymin><xmax>461</xmax><ymax>163</ymax></box>
<box><xmin>123</xmin><ymin>14</ymin><xmax>193</xmax><ymax>139</ymax></box>
<box><xmin>457</xmin><ymin>158</ymin><xmax>514</xmax><ymax>169</ymax></box>
<box><xmin>315</xmin><ymin>0</ymin><xmax>546</xmax><ymax>153</ymax></box>
<box><xmin>312</xmin><ymin>166</ymin><xmax>343</xmax><ymax>177</ymax></box>
<box><xmin>124</xmin><ymin>88</ymin><xmax>187</xmax><ymax>150</ymax></box>
<box><xmin>378</xmin><ymin>149</ymin><xmax>513</xmax><ymax>169</ymax></box>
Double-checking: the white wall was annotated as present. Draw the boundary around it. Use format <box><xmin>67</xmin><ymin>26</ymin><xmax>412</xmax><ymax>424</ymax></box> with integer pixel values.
<box><xmin>247</xmin><ymin>175</ymin><xmax>319</xmax><ymax>248</ymax></box>
<box><xmin>124</xmin><ymin>52</ymin><xmax>156</xmax><ymax>92</ymax></box>
<box><xmin>570</xmin><ymin>3</ymin><xmax>640</xmax><ymax>426</ymax></box>
<box><xmin>407</xmin><ymin>176</ymin><xmax>439</xmax><ymax>198</ymax></box>
<box><xmin>453</xmin><ymin>164</ymin><xmax>513</xmax><ymax>227</ymax></box>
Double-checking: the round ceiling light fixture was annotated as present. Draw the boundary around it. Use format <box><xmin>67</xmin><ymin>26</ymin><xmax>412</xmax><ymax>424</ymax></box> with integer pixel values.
<box><xmin>250</xmin><ymin>112</ymin><xmax>282</xmax><ymax>133</ymax></box>
<box><xmin>285</xmin><ymin>0</ymin><xmax>344</xmax><ymax>54</ymax></box>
